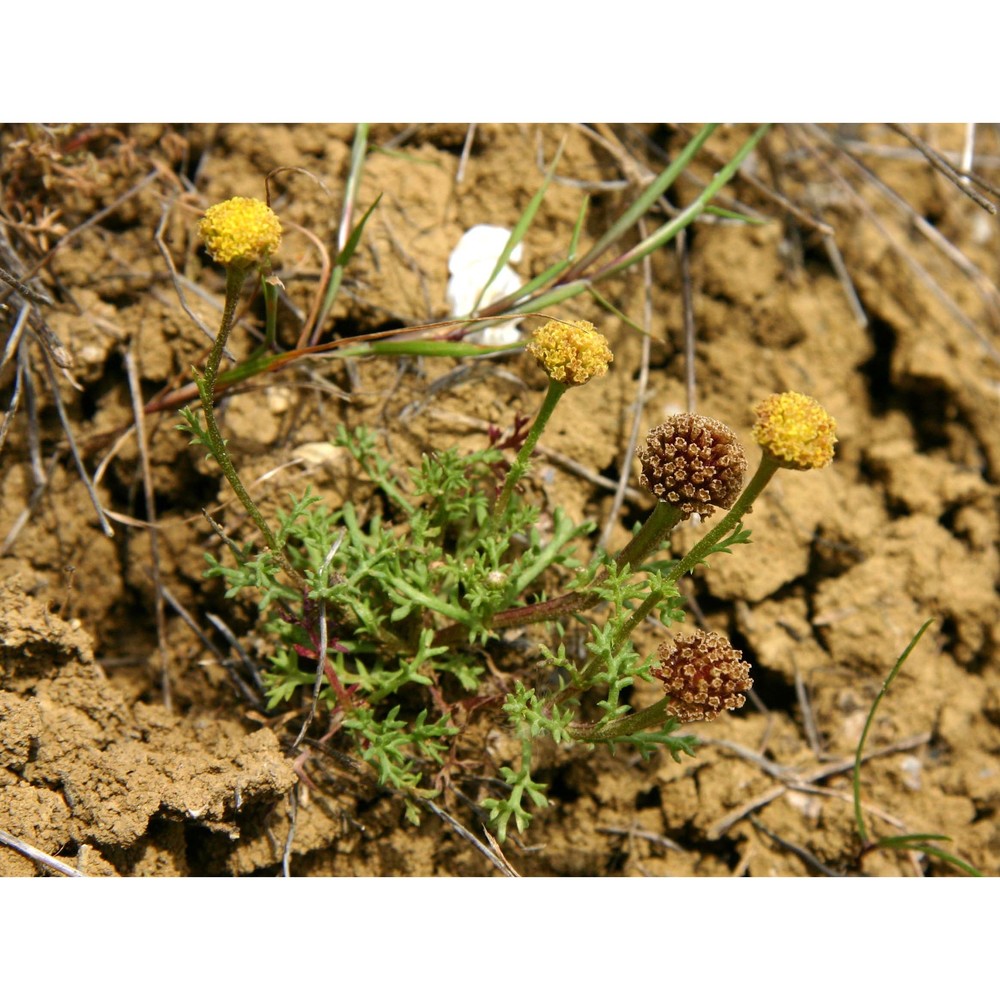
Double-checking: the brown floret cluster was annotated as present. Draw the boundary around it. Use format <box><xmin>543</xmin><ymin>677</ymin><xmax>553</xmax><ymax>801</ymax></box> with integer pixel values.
<box><xmin>637</xmin><ymin>414</ymin><xmax>747</xmax><ymax>518</ymax></box>
<box><xmin>652</xmin><ymin>630</ymin><xmax>752</xmax><ymax>723</ymax></box>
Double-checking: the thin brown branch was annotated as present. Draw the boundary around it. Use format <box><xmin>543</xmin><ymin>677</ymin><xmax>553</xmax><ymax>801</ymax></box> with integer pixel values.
<box><xmin>797</xmin><ymin>124</ymin><xmax>1000</xmax><ymax>364</ymax></box>
<box><xmin>23</xmin><ymin>169</ymin><xmax>161</xmax><ymax>283</ymax></box>
<box><xmin>153</xmin><ymin>200</ymin><xmax>218</xmax><ymax>346</ymax></box>
<box><xmin>888</xmin><ymin>123</ymin><xmax>997</xmax><ymax>215</ymax></box>
<box><xmin>421</xmin><ymin>798</ymin><xmax>521</xmax><ymax>876</ymax></box>
<box><xmin>124</xmin><ymin>348</ymin><xmax>171</xmax><ymax>710</ymax></box>
<box><xmin>282</xmin><ymin>789</ymin><xmax>297</xmax><ymax>877</ymax></box>
<box><xmin>749</xmin><ymin>816</ymin><xmax>844</xmax><ymax>876</ymax></box>
<box><xmin>288</xmin><ymin>219</ymin><xmax>331</xmax><ymax>348</ymax></box>
<box><xmin>0</xmin><ymin>827</ymin><xmax>86</xmax><ymax>877</ymax></box>
<box><xmin>705</xmin><ymin>731</ymin><xmax>931</xmax><ymax>840</ymax></box>
<box><xmin>40</xmin><ymin>349</ymin><xmax>115</xmax><ymax>538</ymax></box>
<box><xmin>599</xmin><ymin>217</ymin><xmax>653</xmax><ymax>551</ymax></box>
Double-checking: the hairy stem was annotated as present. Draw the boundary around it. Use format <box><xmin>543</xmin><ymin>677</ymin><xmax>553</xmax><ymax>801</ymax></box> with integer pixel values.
<box><xmin>568</xmin><ymin>695</ymin><xmax>672</xmax><ymax>742</ymax></box>
<box><xmin>493</xmin><ymin>378</ymin><xmax>567</xmax><ymax>522</ymax></box>
<box><xmin>666</xmin><ymin>453</ymin><xmax>779</xmax><ymax>585</ymax></box>
<box><xmin>196</xmin><ymin>265</ymin><xmax>305</xmax><ymax>590</ymax></box>
<box><xmin>615</xmin><ymin>500</ymin><xmax>685</xmax><ymax>571</ymax></box>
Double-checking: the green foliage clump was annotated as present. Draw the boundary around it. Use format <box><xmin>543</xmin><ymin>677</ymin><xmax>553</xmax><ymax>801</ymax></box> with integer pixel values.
<box><xmin>179</xmin><ymin>128</ymin><xmax>840</xmax><ymax>839</ymax></box>
<box><xmin>190</xmin><ymin>416</ymin><xmax>705</xmax><ymax>836</ymax></box>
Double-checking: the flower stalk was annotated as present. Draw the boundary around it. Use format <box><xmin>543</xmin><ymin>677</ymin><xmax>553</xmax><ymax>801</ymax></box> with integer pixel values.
<box><xmin>568</xmin><ymin>694</ymin><xmax>674</xmax><ymax>742</ymax></box>
<box><xmin>553</xmin><ymin>396</ymin><xmax>833</xmax><ymax>729</ymax></box>
<box><xmin>668</xmin><ymin>392</ymin><xmax>837</xmax><ymax>585</ymax></box>
<box><xmin>666</xmin><ymin>451</ymin><xmax>779</xmax><ymax>585</ymax></box>
<box><xmin>493</xmin><ymin>378</ymin><xmax>567</xmax><ymax>522</ymax></box>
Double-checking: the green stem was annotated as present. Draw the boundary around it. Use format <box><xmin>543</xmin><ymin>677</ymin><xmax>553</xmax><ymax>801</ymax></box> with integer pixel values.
<box><xmin>615</xmin><ymin>501</ymin><xmax>685</xmax><ymax>571</ymax></box>
<box><xmin>261</xmin><ymin>274</ymin><xmax>279</xmax><ymax>351</ymax></box>
<box><xmin>665</xmin><ymin>453</ymin><xmax>780</xmax><ymax>585</ymax></box>
<box><xmin>560</xmin><ymin>586</ymin><xmax>667</xmax><ymax>699</ymax></box>
<box><xmin>433</xmin><ymin>486</ymin><xmax>685</xmax><ymax>645</ymax></box>
<box><xmin>610</xmin><ymin>589</ymin><xmax>665</xmax><ymax>652</ymax></box>
<box><xmin>853</xmin><ymin>618</ymin><xmax>934</xmax><ymax>845</ymax></box>
<box><xmin>195</xmin><ymin>265</ymin><xmax>305</xmax><ymax>590</ymax></box>
<box><xmin>568</xmin><ymin>695</ymin><xmax>673</xmax><ymax>742</ymax></box>
<box><xmin>493</xmin><ymin>378</ymin><xmax>567</xmax><ymax>522</ymax></box>
<box><xmin>555</xmin><ymin>455</ymin><xmax>779</xmax><ymax>706</ymax></box>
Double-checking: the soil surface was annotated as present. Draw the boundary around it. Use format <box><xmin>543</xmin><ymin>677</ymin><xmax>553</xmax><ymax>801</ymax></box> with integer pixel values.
<box><xmin>1</xmin><ymin>124</ymin><xmax>998</xmax><ymax>876</ymax></box>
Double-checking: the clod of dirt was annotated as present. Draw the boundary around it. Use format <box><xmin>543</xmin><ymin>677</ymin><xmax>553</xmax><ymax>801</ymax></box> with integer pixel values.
<box><xmin>0</xmin><ymin>582</ymin><xmax>295</xmax><ymax>876</ymax></box>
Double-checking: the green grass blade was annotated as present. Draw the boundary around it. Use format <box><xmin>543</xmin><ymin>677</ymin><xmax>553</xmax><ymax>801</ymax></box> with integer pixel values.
<box><xmin>340</xmin><ymin>338</ymin><xmax>522</xmax><ymax>359</ymax></box>
<box><xmin>497</xmin><ymin>126</ymin><xmax>770</xmax><ymax>319</ymax></box>
<box><xmin>491</xmin><ymin>194</ymin><xmax>589</xmax><ymax>314</ymax></box>
<box><xmin>852</xmin><ymin>618</ymin><xmax>934</xmax><ymax>843</ymax></box>
<box><xmin>470</xmin><ymin>135</ymin><xmax>567</xmax><ymax>314</ymax></box>
<box><xmin>878</xmin><ymin>839</ymin><xmax>983</xmax><ymax>877</ymax></box>
<box><xmin>484</xmin><ymin>193</ymin><xmax>588</xmax><ymax>315</ymax></box>
<box><xmin>908</xmin><ymin>845</ymin><xmax>983</xmax><ymax>876</ymax></box>
<box><xmin>704</xmin><ymin>204</ymin><xmax>768</xmax><ymax>224</ymax></box>
<box><xmin>496</xmin><ymin>259</ymin><xmax>572</xmax><ymax>307</ymax></box>
<box><xmin>565</xmin><ymin>123</ymin><xmax>718</xmax><ymax>280</ymax></box>
<box><xmin>316</xmin><ymin>194</ymin><xmax>382</xmax><ymax>338</ymax></box>
<box><xmin>510</xmin><ymin>277</ymin><xmax>591</xmax><ymax>315</ymax></box>
<box><xmin>598</xmin><ymin>125</ymin><xmax>771</xmax><ymax>283</ymax></box>
<box><xmin>587</xmin><ymin>286</ymin><xmax>646</xmax><ymax>335</ymax></box>
<box><xmin>314</xmin><ymin>194</ymin><xmax>382</xmax><ymax>336</ymax></box>
<box><xmin>877</xmin><ymin>832</ymin><xmax>952</xmax><ymax>846</ymax></box>
<box><xmin>337</xmin><ymin>191</ymin><xmax>381</xmax><ymax>268</ymax></box>
<box><xmin>874</xmin><ymin>833</ymin><xmax>982</xmax><ymax>875</ymax></box>
<box><xmin>316</xmin><ymin>125</ymin><xmax>375</xmax><ymax>334</ymax></box>
<box><xmin>568</xmin><ymin>194</ymin><xmax>589</xmax><ymax>260</ymax></box>
<box><xmin>339</xmin><ymin>123</ymin><xmax>370</xmax><ymax>251</ymax></box>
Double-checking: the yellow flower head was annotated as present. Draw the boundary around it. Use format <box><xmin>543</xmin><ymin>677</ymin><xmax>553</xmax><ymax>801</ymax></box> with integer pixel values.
<box><xmin>752</xmin><ymin>391</ymin><xmax>837</xmax><ymax>471</ymax></box>
<box><xmin>199</xmin><ymin>196</ymin><xmax>282</xmax><ymax>268</ymax></box>
<box><xmin>526</xmin><ymin>320</ymin><xmax>613</xmax><ymax>386</ymax></box>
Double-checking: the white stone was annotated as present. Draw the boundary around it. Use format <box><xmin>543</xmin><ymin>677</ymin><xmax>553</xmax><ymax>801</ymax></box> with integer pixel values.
<box><xmin>446</xmin><ymin>225</ymin><xmax>524</xmax><ymax>346</ymax></box>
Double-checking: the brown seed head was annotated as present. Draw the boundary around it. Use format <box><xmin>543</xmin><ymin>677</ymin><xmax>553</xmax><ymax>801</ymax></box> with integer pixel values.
<box><xmin>652</xmin><ymin>630</ymin><xmax>752</xmax><ymax>723</ymax></box>
<box><xmin>636</xmin><ymin>414</ymin><xmax>747</xmax><ymax>519</ymax></box>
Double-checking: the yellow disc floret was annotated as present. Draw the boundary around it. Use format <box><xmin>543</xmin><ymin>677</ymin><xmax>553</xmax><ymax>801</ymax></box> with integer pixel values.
<box><xmin>199</xmin><ymin>196</ymin><xmax>282</xmax><ymax>268</ymax></box>
<box><xmin>752</xmin><ymin>391</ymin><xmax>837</xmax><ymax>470</ymax></box>
<box><xmin>526</xmin><ymin>320</ymin><xmax>613</xmax><ymax>386</ymax></box>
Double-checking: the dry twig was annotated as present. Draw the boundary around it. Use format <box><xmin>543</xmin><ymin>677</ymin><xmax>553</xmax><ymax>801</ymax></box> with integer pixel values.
<box><xmin>705</xmin><ymin>731</ymin><xmax>931</xmax><ymax>840</ymax></box>
<box><xmin>0</xmin><ymin>828</ymin><xmax>85</xmax><ymax>877</ymax></box>
<box><xmin>421</xmin><ymin>798</ymin><xmax>521</xmax><ymax>877</ymax></box>
<box><xmin>124</xmin><ymin>348</ymin><xmax>172</xmax><ymax>709</ymax></box>
<box><xmin>888</xmin><ymin>123</ymin><xmax>997</xmax><ymax>215</ymax></box>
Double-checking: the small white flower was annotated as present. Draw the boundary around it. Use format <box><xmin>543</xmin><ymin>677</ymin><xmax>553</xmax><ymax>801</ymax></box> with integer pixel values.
<box><xmin>446</xmin><ymin>224</ymin><xmax>524</xmax><ymax>346</ymax></box>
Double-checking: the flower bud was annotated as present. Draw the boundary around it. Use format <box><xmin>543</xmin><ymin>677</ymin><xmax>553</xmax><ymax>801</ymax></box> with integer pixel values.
<box><xmin>526</xmin><ymin>320</ymin><xmax>612</xmax><ymax>386</ymax></box>
<box><xmin>752</xmin><ymin>391</ymin><xmax>836</xmax><ymax>471</ymax></box>
<box><xmin>199</xmin><ymin>196</ymin><xmax>282</xmax><ymax>268</ymax></box>
<box><xmin>637</xmin><ymin>414</ymin><xmax>747</xmax><ymax>519</ymax></box>
<box><xmin>652</xmin><ymin>630</ymin><xmax>751</xmax><ymax>723</ymax></box>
